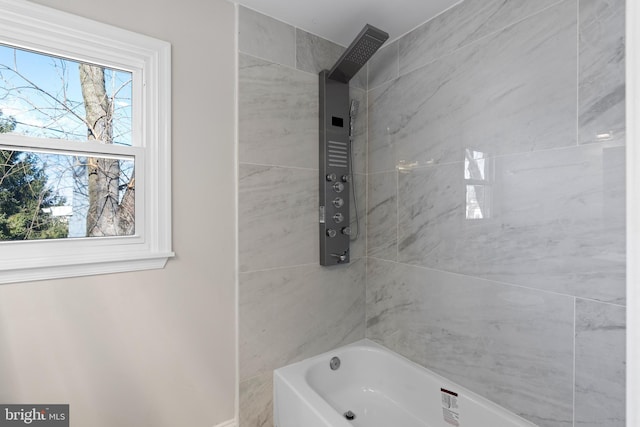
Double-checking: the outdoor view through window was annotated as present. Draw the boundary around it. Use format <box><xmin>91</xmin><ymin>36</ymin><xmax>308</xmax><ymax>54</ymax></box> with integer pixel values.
<box><xmin>0</xmin><ymin>44</ymin><xmax>135</xmax><ymax>241</ymax></box>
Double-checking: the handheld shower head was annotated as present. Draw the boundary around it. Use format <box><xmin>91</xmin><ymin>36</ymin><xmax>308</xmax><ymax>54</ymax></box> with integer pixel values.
<box><xmin>349</xmin><ymin>100</ymin><xmax>359</xmax><ymax>141</ymax></box>
<box><xmin>328</xmin><ymin>24</ymin><xmax>389</xmax><ymax>83</ymax></box>
<box><xmin>350</xmin><ymin>100</ymin><xmax>360</xmax><ymax>117</ymax></box>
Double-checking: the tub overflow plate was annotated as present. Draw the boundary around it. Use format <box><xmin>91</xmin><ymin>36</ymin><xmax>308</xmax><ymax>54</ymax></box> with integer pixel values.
<box><xmin>330</xmin><ymin>356</ymin><xmax>341</xmax><ymax>370</ymax></box>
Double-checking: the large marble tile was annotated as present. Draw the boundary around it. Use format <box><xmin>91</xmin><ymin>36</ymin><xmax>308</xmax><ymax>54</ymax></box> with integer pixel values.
<box><xmin>238</xmin><ymin>6</ymin><xmax>295</xmax><ymax>67</ymax></box>
<box><xmin>350</xmin><ymin>65</ymin><xmax>367</xmax><ymax>91</ymax></box>
<box><xmin>367</xmin><ymin>171</ymin><xmax>397</xmax><ymax>261</ymax></box>
<box><xmin>397</xmin><ymin>144</ymin><xmax>625</xmax><ymax>303</ymax></box>
<box><xmin>399</xmin><ymin>0</ymin><xmax>565</xmax><ymax>74</ymax></box>
<box><xmin>368</xmin><ymin>40</ymin><xmax>399</xmax><ymax>89</ymax></box>
<box><xmin>238</xmin><ymin>164</ymin><xmax>317</xmax><ymax>272</ymax></box>
<box><xmin>578</xmin><ymin>0</ymin><xmax>625</xmax><ymax>145</ymax></box>
<box><xmin>239</xmin><ymin>372</ymin><xmax>273</xmax><ymax>427</ymax></box>
<box><xmin>296</xmin><ymin>28</ymin><xmax>367</xmax><ymax>90</ymax></box>
<box><xmin>239</xmin><ymin>54</ymin><xmax>317</xmax><ymax>169</ymax></box>
<box><xmin>239</xmin><ymin>259</ymin><xmax>365</xmax><ymax>380</ymax></box>
<box><xmin>349</xmin><ymin>87</ymin><xmax>367</xmax><ymax>176</ymax></box>
<box><xmin>366</xmin><ymin>258</ymin><xmax>574</xmax><ymax>427</ymax></box>
<box><xmin>369</xmin><ymin>0</ymin><xmax>577</xmax><ymax>173</ymax></box>
<box><xmin>575</xmin><ymin>299</ymin><xmax>626</xmax><ymax>427</ymax></box>
<box><xmin>296</xmin><ymin>29</ymin><xmax>344</xmax><ymax>75</ymax></box>
<box><xmin>367</xmin><ymin>79</ymin><xmax>397</xmax><ymax>174</ymax></box>
<box><xmin>349</xmin><ymin>172</ymin><xmax>367</xmax><ymax>259</ymax></box>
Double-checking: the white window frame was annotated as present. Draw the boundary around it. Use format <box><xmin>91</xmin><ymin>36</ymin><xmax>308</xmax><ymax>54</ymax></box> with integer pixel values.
<box><xmin>0</xmin><ymin>0</ymin><xmax>173</xmax><ymax>284</ymax></box>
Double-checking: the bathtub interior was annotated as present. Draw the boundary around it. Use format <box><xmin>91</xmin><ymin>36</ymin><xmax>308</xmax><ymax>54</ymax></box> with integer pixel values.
<box><xmin>274</xmin><ymin>339</ymin><xmax>537</xmax><ymax>427</ymax></box>
<box><xmin>305</xmin><ymin>344</ymin><xmax>435</xmax><ymax>426</ymax></box>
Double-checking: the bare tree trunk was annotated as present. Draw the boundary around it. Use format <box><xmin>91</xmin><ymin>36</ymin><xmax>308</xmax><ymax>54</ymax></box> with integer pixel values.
<box><xmin>118</xmin><ymin>177</ymin><xmax>135</xmax><ymax>235</ymax></box>
<box><xmin>80</xmin><ymin>63</ymin><xmax>134</xmax><ymax>237</ymax></box>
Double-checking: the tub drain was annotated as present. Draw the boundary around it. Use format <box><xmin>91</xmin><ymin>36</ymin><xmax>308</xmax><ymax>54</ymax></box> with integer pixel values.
<box><xmin>344</xmin><ymin>410</ymin><xmax>356</xmax><ymax>421</ymax></box>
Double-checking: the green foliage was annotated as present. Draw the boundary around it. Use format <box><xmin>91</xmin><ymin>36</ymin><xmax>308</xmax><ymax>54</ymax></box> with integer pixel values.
<box><xmin>0</xmin><ymin>117</ymin><xmax>69</xmax><ymax>239</ymax></box>
<box><xmin>0</xmin><ymin>110</ymin><xmax>16</xmax><ymax>133</ymax></box>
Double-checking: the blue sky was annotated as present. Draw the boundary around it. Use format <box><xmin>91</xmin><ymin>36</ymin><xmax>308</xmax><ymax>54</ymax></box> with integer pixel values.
<box><xmin>0</xmin><ymin>43</ymin><xmax>132</xmax><ymax>145</ymax></box>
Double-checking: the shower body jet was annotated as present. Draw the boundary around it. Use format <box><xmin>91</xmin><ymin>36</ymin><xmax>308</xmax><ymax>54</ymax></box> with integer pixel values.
<box><xmin>319</xmin><ymin>24</ymin><xmax>388</xmax><ymax>266</ymax></box>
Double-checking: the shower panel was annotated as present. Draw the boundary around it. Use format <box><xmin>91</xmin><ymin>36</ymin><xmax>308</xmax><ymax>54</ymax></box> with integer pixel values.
<box><xmin>319</xmin><ymin>24</ymin><xmax>388</xmax><ymax>266</ymax></box>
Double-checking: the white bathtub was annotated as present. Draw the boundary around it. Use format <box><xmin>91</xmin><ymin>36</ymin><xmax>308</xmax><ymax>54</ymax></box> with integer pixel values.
<box><xmin>273</xmin><ymin>339</ymin><xmax>537</xmax><ymax>427</ymax></box>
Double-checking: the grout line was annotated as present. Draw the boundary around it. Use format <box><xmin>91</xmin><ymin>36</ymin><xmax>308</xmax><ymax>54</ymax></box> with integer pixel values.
<box><xmin>573</xmin><ymin>296</ymin><xmax>626</xmax><ymax>308</ymax></box>
<box><xmin>396</xmin><ymin>40</ymin><xmax>400</xmax><ymax>81</ymax></box>
<box><xmin>572</xmin><ymin>296</ymin><xmax>577</xmax><ymax>427</ymax></box>
<box><xmin>396</xmin><ymin>166</ymin><xmax>400</xmax><ymax>262</ymax></box>
<box><xmin>576</xmin><ymin>0</ymin><xmax>581</xmax><ymax>148</ymax></box>
<box><xmin>370</xmin><ymin>138</ymin><xmax>624</xmax><ymax>176</ymax></box>
<box><xmin>293</xmin><ymin>27</ymin><xmax>298</xmax><ymax>71</ymax></box>
<box><xmin>365</xmin><ymin>256</ymin><xmax>624</xmax><ymax>304</ymax></box>
<box><xmin>364</xmin><ymin>84</ymin><xmax>369</xmax><ymax>340</ymax></box>
<box><xmin>238</xmin><ymin>49</ymin><xmax>320</xmax><ymax>78</ymax></box>
<box><xmin>365</xmin><ymin>86</ymin><xmax>370</xmax><ymax>256</ymax></box>
<box><xmin>239</xmin><ymin>257</ymin><xmax>367</xmax><ymax>276</ymax></box>
<box><xmin>238</xmin><ymin>161</ymin><xmax>318</xmax><ymax>172</ymax></box>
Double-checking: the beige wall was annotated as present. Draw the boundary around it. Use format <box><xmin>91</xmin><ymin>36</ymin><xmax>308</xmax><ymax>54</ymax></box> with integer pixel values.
<box><xmin>0</xmin><ymin>0</ymin><xmax>237</xmax><ymax>426</ymax></box>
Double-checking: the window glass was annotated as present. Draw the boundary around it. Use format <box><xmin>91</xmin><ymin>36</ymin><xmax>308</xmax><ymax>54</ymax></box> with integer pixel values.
<box><xmin>0</xmin><ymin>44</ymin><xmax>132</xmax><ymax>145</ymax></box>
<box><xmin>0</xmin><ymin>149</ymin><xmax>135</xmax><ymax>240</ymax></box>
<box><xmin>0</xmin><ymin>0</ymin><xmax>172</xmax><ymax>283</ymax></box>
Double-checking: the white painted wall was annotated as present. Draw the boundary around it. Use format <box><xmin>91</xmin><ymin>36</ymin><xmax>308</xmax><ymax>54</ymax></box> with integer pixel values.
<box><xmin>0</xmin><ymin>0</ymin><xmax>237</xmax><ymax>426</ymax></box>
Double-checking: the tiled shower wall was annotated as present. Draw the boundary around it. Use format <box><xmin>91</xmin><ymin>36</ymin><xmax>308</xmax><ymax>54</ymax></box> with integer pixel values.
<box><xmin>237</xmin><ymin>7</ymin><xmax>367</xmax><ymax>426</ymax></box>
<box><xmin>365</xmin><ymin>1</ymin><xmax>626</xmax><ymax>427</ymax></box>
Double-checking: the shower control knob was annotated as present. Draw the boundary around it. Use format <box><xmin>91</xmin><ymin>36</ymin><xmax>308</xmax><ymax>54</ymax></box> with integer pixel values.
<box><xmin>341</xmin><ymin>175</ymin><xmax>350</xmax><ymax>182</ymax></box>
<box><xmin>332</xmin><ymin>197</ymin><xmax>344</xmax><ymax>208</ymax></box>
<box><xmin>326</xmin><ymin>173</ymin><xmax>337</xmax><ymax>182</ymax></box>
<box><xmin>341</xmin><ymin>227</ymin><xmax>351</xmax><ymax>236</ymax></box>
<box><xmin>326</xmin><ymin>229</ymin><xmax>337</xmax><ymax>238</ymax></box>
<box><xmin>333</xmin><ymin>212</ymin><xmax>344</xmax><ymax>223</ymax></box>
<box><xmin>333</xmin><ymin>182</ymin><xmax>344</xmax><ymax>193</ymax></box>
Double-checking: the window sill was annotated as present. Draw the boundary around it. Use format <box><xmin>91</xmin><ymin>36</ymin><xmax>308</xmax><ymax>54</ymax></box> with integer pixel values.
<box><xmin>0</xmin><ymin>252</ymin><xmax>175</xmax><ymax>285</ymax></box>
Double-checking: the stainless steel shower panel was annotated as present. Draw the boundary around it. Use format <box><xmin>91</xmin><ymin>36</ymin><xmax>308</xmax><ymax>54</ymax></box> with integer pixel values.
<box><xmin>319</xmin><ymin>70</ymin><xmax>351</xmax><ymax>266</ymax></box>
<box><xmin>319</xmin><ymin>24</ymin><xmax>388</xmax><ymax>266</ymax></box>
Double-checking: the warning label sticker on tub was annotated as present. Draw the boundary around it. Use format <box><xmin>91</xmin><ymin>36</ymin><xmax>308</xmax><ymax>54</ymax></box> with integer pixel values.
<box><xmin>441</xmin><ymin>388</ymin><xmax>460</xmax><ymax>426</ymax></box>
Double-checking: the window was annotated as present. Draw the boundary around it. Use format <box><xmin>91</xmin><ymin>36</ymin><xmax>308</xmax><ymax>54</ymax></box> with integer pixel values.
<box><xmin>0</xmin><ymin>0</ymin><xmax>172</xmax><ymax>283</ymax></box>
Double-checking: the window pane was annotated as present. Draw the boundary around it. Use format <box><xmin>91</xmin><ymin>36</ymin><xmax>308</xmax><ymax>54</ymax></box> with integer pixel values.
<box><xmin>0</xmin><ymin>44</ymin><xmax>132</xmax><ymax>145</ymax></box>
<box><xmin>0</xmin><ymin>149</ymin><xmax>134</xmax><ymax>240</ymax></box>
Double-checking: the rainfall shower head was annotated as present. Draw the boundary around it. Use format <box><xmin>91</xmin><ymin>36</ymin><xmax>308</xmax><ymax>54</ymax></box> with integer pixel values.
<box><xmin>328</xmin><ymin>24</ymin><xmax>389</xmax><ymax>83</ymax></box>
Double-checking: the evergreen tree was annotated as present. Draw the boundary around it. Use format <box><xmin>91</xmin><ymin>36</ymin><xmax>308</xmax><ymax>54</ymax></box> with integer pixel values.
<box><xmin>0</xmin><ymin>110</ymin><xmax>68</xmax><ymax>240</ymax></box>
<box><xmin>0</xmin><ymin>110</ymin><xmax>15</xmax><ymax>133</ymax></box>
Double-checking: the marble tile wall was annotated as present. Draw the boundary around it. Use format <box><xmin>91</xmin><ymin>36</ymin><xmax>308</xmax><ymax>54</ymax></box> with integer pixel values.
<box><xmin>366</xmin><ymin>1</ymin><xmax>626</xmax><ymax>427</ymax></box>
<box><xmin>237</xmin><ymin>1</ymin><xmax>625</xmax><ymax>426</ymax></box>
<box><xmin>237</xmin><ymin>7</ymin><xmax>367</xmax><ymax>427</ymax></box>
<box><xmin>367</xmin><ymin>259</ymin><xmax>575</xmax><ymax>426</ymax></box>
<box><xmin>575</xmin><ymin>299</ymin><xmax>626</xmax><ymax>427</ymax></box>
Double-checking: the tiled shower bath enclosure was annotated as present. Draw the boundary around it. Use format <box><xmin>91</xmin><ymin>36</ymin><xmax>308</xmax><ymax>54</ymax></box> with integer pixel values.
<box><xmin>237</xmin><ymin>1</ymin><xmax>626</xmax><ymax>426</ymax></box>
